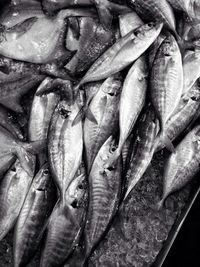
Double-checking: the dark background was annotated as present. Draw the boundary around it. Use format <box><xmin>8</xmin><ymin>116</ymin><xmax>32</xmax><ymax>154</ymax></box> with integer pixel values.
<box><xmin>163</xmin><ymin>192</ymin><xmax>200</xmax><ymax>267</ymax></box>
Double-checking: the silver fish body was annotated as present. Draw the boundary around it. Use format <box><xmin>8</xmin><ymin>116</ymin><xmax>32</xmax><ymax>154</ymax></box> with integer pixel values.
<box><xmin>84</xmin><ymin>74</ymin><xmax>122</xmax><ymax>172</ymax></box>
<box><xmin>158</xmin><ymin>125</ymin><xmax>200</xmax><ymax>207</ymax></box>
<box><xmin>40</xmin><ymin>168</ymin><xmax>88</xmax><ymax>267</ymax></box>
<box><xmin>13</xmin><ymin>163</ymin><xmax>56</xmax><ymax>267</ymax></box>
<box><xmin>84</xmin><ymin>136</ymin><xmax>121</xmax><ymax>259</ymax></box>
<box><xmin>0</xmin><ymin>157</ymin><xmax>35</xmax><ymax>241</ymax></box>
<box><xmin>48</xmin><ymin>99</ymin><xmax>83</xmax><ymax>202</ymax></box>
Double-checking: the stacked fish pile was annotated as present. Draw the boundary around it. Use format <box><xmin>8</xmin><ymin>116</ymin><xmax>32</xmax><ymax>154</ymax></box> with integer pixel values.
<box><xmin>0</xmin><ymin>0</ymin><xmax>200</xmax><ymax>266</ymax></box>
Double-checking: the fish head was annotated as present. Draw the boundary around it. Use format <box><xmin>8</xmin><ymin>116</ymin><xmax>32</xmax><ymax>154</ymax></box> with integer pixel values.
<box><xmin>33</xmin><ymin>163</ymin><xmax>51</xmax><ymax>190</ymax></box>
<box><xmin>160</xmin><ymin>34</ymin><xmax>178</xmax><ymax>57</ymax></box>
<box><xmin>102</xmin><ymin>74</ymin><xmax>122</xmax><ymax>96</ymax></box>
<box><xmin>133</xmin><ymin>22</ymin><xmax>163</xmax><ymax>40</ymax></box>
<box><xmin>65</xmin><ymin>174</ymin><xmax>87</xmax><ymax>208</ymax></box>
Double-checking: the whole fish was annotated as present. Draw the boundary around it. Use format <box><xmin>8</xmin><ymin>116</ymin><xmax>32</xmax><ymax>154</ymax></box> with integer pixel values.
<box><xmin>158</xmin><ymin>125</ymin><xmax>200</xmax><ymax>208</ymax></box>
<box><xmin>0</xmin><ymin>125</ymin><xmax>45</xmax><ymax>176</ymax></box>
<box><xmin>119</xmin><ymin>11</ymin><xmax>143</xmax><ymax>37</ymax></box>
<box><xmin>13</xmin><ymin>163</ymin><xmax>56</xmax><ymax>267</ymax></box>
<box><xmin>150</xmin><ymin>34</ymin><xmax>183</xmax><ymax>151</ymax></box>
<box><xmin>77</xmin><ymin>22</ymin><xmax>163</xmax><ymax>87</ymax></box>
<box><xmin>0</xmin><ymin>74</ymin><xmax>44</xmax><ymax>113</ymax></box>
<box><xmin>124</xmin><ymin>105</ymin><xmax>159</xmax><ymax>200</ymax></box>
<box><xmin>156</xmin><ymin>82</ymin><xmax>200</xmax><ymax>151</ymax></box>
<box><xmin>66</xmin><ymin>17</ymin><xmax>116</xmax><ymax>75</ymax></box>
<box><xmin>0</xmin><ymin>105</ymin><xmax>23</xmax><ymax>140</ymax></box>
<box><xmin>29</xmin><ymin>78</ymin><xmax>60</xmax><ymax>165</ymax></box>
<box><xmin>0</xmin><ymin>157</ymin><xmax>35</xmax><ymax>241</ymax></box>
<box><xmin>40</xmin><ymin>168</ymin><xmax>88</xmax><ymax>267</ymax></box>
<box><xmin>84</xmin><ymin>136</ymin><xmax>121</xmax><ymax>261</ymax></box>
<box><xmin>0</xmin><ymin>7</ymin><xmax>96</xmax><ymax>63</ymax></box>
<box><xmin>183</xmin><ymin>50</ymin><xmax>200</xmax><ymax>94</ymax></box>
<box><xmin>167</xmin><ymin>0</ymin><xmax>200</xmax><ymax>21</ymax></box>
<box><xmin>105</xmin><ymin>56</ymin><xmax>148</xmax><ymax>168</ymax></box>
<box><xmin>48</xmin><ymin>98</ymin><xmax>83</xmax><ymax>203</ymax></box>
<box><xmin>84</xmin><ymin>74</ymin><xmax>122</xmax><ymax>172</ymax></box>
<box><xmin>127</xmin><ymin>0</ymin><xmax>176</xmax><ymax>33</ymax></box>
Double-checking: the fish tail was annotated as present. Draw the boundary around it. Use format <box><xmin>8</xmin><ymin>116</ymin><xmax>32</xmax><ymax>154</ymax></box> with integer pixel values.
<box><xmin>19</xmin><ymin>139</ymin><xmax>47</xmax><ymax>155</ymax></box>
<box><xmin>95</xmin><ymin>0</ymin><xmax>113</xmax><ymax>30</ymax></box>
<box><xmin>15</xmin><ymin>148</ymin><xmax>35</xmax><ymax>177</ymax></box>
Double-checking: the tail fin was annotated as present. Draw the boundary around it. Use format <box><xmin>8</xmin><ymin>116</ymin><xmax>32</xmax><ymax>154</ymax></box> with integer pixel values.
<box><xmin>156</xmin><ymin>198</ymin><xmax>165</xmax><ymax>210</ymax></box>
<box><xmin>72</xmin><ymin>106</ymin><xmax>98</xmax><ymax>126</ymax></box>
<box><xmin>157</xmin><ymin>123</ymin><xmax>175</xmax><ymax>153</ymax></box>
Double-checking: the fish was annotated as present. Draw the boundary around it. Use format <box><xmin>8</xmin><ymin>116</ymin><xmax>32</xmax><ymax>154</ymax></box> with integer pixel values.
<box><xmin>158</xmin><ymin>125</ymin><xmax>200</xmax><ymax>208</ymax></box>
<box><xmin>40</xmin><ymin>167</ymin><xmax>88</xmax><ymax>267</ymax></box>
<box><xmin>0</xmin><ymin>7</ymin><xmax>96</xmax><ymax>63</ymax></box>
<box><xmin>0</xmin><ymin>54</ymin><xmax>75</xmax><ymax>80</ymax></box>
<box><xmin>127</xmin><ymin>0</ymin><xmax>176</xmax><ymax>33</ymax></box>
<box><xmin>0</xmin><ymin>73</ymin><xmax>44</xmax><ymax>113</ymax></box>
<box><xmin>84</xmin><ymin>74</ymin><xmax>122</xmax><ymax>172</ymax></box>
<box><xmin>183</xmin><ymin>49</ymin><xmax>200</xmax><ymax>94</ymax></box>
<box><xmin>0</xmin><ymin>105</ymin><xmax>24</xmax><ymax>140</ymax></box>
<box><xmin>42</xmin><ymin>0</ymin><xmax>131</xmax><ymax>30</ymax></box>
<box><xmin>124</xmin><ymin>104</ymin><xmax>159</xmax><ymax>200</ymax></box>
<box><xmin>29</xmin><ymin>78</ymin><xmax>60</xmax><ymax>165</ymax></box>
<box><xmin>0</xmin><ymin>124</ymin><xmax>46</xmax><ymax>177</ymax></box>
<box><xmin>156</xmin><ymin>82</ymin><xmax>200</xmax><ymax>151</ymax></box>
<box><xmin>119</xmin><ymin>11</ymin><xmax>143</xmax><ymax>37</ymax></box>
<box><xmin>48</xmin><ymin>97</ymin><xmax>83</xmax><ymax>203</ymax></box>
<box><xmin>77</xmin><ymin>22</ymin><xmax>163</xmax><ymax>87</ymax></box>
<box><xmin>65</xmin><ymin>17</ymin><xmax>116</xmax><ymax>76</ymax></box>
<box><xmin>105</xmin><ymin>56</ymin><xmax>148</xmax><ymax>168</ymax></box>
<box><xmin>0</xmin><ymin>157</ymin><xmax>35</xmax><ymax>241</ymax></box>
<box><xmin>84</xmin><ymin>136</ymin><xmax>121</xmax><ymax>261</ymax></box>
<box><xmin>167</xmin><ymin>0</ymin><xmax>200</xmax><ymax>21</ymax></box>
<box><xmin>13</xmin><ymin>163</ymin><xmax>56</xmax><ymax>267</ymax></box>
<box><xmin>150</xmin><ymin>34</ymin><xmax>183</xmax><ymax>152</ymax></box>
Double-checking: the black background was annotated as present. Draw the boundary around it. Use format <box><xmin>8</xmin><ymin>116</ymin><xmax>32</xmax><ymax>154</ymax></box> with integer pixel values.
<box><xmin>163</xmin><ymin>192</ymin><xmax>200</xmax><ymax>267</ymax></box>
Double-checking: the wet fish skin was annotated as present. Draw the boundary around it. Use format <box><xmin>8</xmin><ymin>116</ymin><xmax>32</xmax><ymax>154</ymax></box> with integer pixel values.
<box><xmin>127</xmin><ymin>0</ymin><xmax>176</xmax><ymax>33</ymax></box>
<box><xmin>156</xmin><ymin>83</ymin><xmax>200</xmax><ymax>151</ymax></box>
<box><xmin>78</xmin><ymin>22</ymin><xmax>163</xmax><ymax>86</ymax></box>
<box><xmin>0</xmin><ymin>74</ymin><xmax>44</xmax><ymax>113</ymax></box>
<box><xmin>124</xmin><ymin>105</ymin><xmax>159</xmax><ymax>200</ymax></box>
<box><xmin>0</xmin><ymin>105</ymin><xmax>24</xmax><ymax>140</ymax></box>
<box><xmin>66</xmin><ymin>17</ymin><xmax>116</xmax><ymax>76</ymax></box>
<box><xmin>40</xmin><ymin>169</ymin><xmax>88</xmax><ymax>267</ymax></box>
<box><xmin>0</xmin><ymin>157</ymin><xmax>35</xmax><ymax>241</ymax></box>
<box><xmin>48</xmin><ymin>98</ymin><xmax>83</xmax><ymax>203</ymax></box>
<box><xmin>105</xmin><ymin>56</ymin><xmax>148</xmax><ymax>168</ymax></box>
<box><xmin>13</xmin><ymin>163</ymin><xmax>56</xmax><ymax>267</ymax></box>
<box><xmin>84</xmin><ymin>74</ymin><xmax>122</xmax><ymax>173</ymax></box>
<box><xmin>150</xmin><ymin>34</ymin><xmax>183</xmax><ymax>141</ymax></box>
<box><xmin>158</xmin><ymin>125</ymin><xmax>200</xmax><ymax>207</ymax></box>
<box><xmin>84</xmin><ymin>136</ymin><xmax>121</xmax><ymax>259</ymax></box>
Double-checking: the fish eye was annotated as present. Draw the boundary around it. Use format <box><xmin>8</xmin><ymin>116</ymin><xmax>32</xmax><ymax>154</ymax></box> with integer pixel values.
<box><xmin>108</xmin><ymin>92</ymin><xmax>115</xmax><ymax>96</ymax></box>
<box><xmin>107</xmin><ymin>166</ymin><xmax>115</xmax><ymax>171</ymax></box>
<box><xmin>147</xmin><ymin>22</ymin><xmax>154</xmax><ymax>27</ymax></box>
<box><xmin>191</xmin><ymin>96</ymin><xmax>198</xmax><ymax>101</ymax></box>
<box><xmin>43</xmin><ymin>169</ymin><xmax>49</xmax><ymax>175</ymax></box>
<box><xmin>71</xmin><ymin>199</ymin><xmax>78</xmax><ymax>209</ymax></box>
<box><xmin>78</xmin><ymin>184</ymin><xmax>83</xmax><ymax>190</ymax></box>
